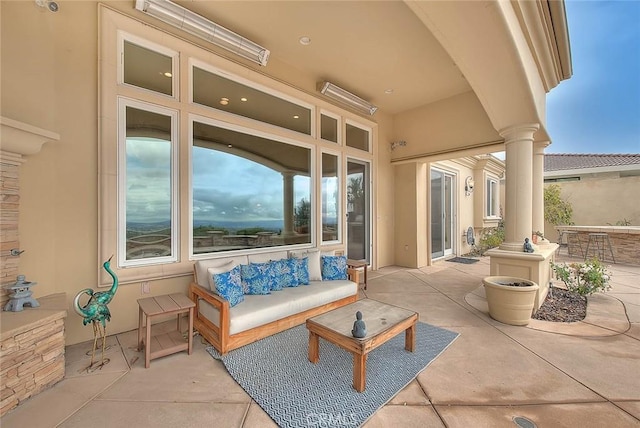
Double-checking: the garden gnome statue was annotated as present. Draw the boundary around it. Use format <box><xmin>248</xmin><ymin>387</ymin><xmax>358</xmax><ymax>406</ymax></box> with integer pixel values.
<box><xmin>352</xmin><ymin>311</ymin><xmax>367</xmax><ymax>338</ymax></box>
<box><xmin>523</xmin><ymin>238</ymin><xmax>534</xmax><ymax>253</ymax></box>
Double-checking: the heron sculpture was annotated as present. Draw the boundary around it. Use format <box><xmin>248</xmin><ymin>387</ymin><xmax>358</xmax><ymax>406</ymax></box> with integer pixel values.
<box><xmin>73</xmin><ymin>256</ymin><xmax>118</xmax><ymax>371</ymax></box>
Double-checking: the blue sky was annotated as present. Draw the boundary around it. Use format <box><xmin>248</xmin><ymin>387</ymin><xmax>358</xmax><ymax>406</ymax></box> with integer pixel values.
<box><xmin>546</xmin><ymin>0</ymin><xmax>640</xmax><ymax>154</ymax></box>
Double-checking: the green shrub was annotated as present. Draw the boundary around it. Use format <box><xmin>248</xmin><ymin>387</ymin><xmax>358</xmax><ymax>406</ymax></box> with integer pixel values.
<box><xmin>551</xmin><ymin>258</ymin><xmax>612</xmax><ymax>296</ymax></box>
<box><xmin>478</xmin><ymin>221</ymin><xmax>505</xmax><ymax>255</ymax></box>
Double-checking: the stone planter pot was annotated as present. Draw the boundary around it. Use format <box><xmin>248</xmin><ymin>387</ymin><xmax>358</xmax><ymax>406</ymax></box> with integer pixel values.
<box><xmin>482</xmin><ymin>276</ymin><xmax>539</xmax><ymax>326</ymax></box>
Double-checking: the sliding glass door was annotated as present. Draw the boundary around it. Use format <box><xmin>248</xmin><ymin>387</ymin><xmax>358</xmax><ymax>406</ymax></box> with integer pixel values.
<box><xmin>431</xmin><ymin>169</ymin><xmax>455</xmax><ymax>259</ymax></box>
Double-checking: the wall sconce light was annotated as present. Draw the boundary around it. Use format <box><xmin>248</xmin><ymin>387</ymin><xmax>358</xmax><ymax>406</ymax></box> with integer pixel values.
<box><xmin>318</xmin><ymin>81</ymin><xmax>377</xmax><ymax>115</ymax></box>
<box><xmin>35</xmin><ymin>0</ymin><xmax>59</xmax><ymax>12</ymax></box>
<box><xmin>390</xmin><ymin>140</ymin><xmax>407</xmax><ymax>151</ymax></box>
<box><xmin>465</xmin><ymin>176</ymin><xmax>475</xmax><ymax>196</ymax></box>
<box><xmin>135</xmin><ymin>0</ymin><xmax>270</xmax><ymax>66</ymax></box>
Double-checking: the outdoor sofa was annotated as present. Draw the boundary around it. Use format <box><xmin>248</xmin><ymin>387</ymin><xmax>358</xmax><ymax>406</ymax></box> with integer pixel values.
<box><xmin>189</xmin><ymin>249</ymin><xmax>359</xmax><ymax>354</ymax></box>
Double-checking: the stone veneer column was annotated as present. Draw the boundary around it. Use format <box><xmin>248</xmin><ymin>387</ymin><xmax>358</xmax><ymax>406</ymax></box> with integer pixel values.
<box><xmin>0</xmin><ymin>152</ymin><xmax>23</xmax><ymax>308</ymax></box>
<box><xmin>532</xmin><ymin>141</ymin><xmax>549</xmax><ymax>241</ymax></box>
<box><xmin>499</xmin><ymin>123</ymin><xmax>539</xmax><ymax>251</ymax></box>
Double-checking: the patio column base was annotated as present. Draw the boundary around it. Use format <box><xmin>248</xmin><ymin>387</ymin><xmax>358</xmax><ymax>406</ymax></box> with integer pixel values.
<box><xmin>486</xmin><ymin>243</ymin><xmax>559</xmax><ymax>311</ymax></box>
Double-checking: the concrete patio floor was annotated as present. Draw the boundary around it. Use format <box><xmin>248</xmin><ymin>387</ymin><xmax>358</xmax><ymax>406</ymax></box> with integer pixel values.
<box><xmin>2</xmin><ymin>254</ymin><xmax>639</xmax><ymax>427</ymax></box>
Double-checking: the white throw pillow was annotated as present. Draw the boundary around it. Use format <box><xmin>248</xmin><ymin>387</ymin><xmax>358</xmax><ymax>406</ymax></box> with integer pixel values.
<box><xmin>206</xmin><ymin>261</ymin><xmax>237</xmax><ymax>291</ymax></box>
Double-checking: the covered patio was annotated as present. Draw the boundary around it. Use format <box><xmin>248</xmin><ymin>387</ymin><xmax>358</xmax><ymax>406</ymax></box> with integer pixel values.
<box><xmin>3</xmin><ymin>254</ymin><xmax>639</xmax><ymax>427</ymax></box>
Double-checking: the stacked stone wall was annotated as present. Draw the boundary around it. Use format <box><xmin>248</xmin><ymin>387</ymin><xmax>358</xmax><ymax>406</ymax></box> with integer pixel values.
<box><xmin>0</xmin><ymin>158</ymin><xmax>20</xmax><ymax>308</ymax></box>
<box><xmin>0</xmin><ymin>315</ymin><xmax>65</xmax><ymax>416</ymax></box>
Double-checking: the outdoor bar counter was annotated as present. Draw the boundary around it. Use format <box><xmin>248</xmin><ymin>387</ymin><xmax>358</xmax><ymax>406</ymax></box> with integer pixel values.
<box><xmin>555</xmin><ymin>226</ymin><xmax>640</xmax><ymax>265</ymax></box>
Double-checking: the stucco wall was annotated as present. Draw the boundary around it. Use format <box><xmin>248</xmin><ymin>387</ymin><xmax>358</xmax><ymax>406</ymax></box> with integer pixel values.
<box><xmin>544</xmin><ymin>176</ymin><xmax>640</xmax><ymax>241</ymax></box>
<box><xmin>1</xmin><ymin>2</ymin><xmax>396</xmax><ymax>345</ymax></box>
<box><xmin>392</xmin><ymin>91</ymin><xmax>501</xmax><ymax>160</ymax></box>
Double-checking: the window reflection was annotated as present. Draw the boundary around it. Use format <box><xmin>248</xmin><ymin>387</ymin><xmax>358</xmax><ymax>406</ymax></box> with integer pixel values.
<box><xmin>321</xmin><ymin>114</ymin><xmax>338</xmax><ymax>143</ymax></box>
<box><xmin>193</xmin><ymin>66</ymin><xmax>311</xmax><ymax>135</ymax></box>
<box><xmin>123</xmin><ymin>40</ymin><xmax>173</xmax><ymax>96</ymax></box>
<box><xmin>191</xmin><ymin>121</ymin><xmax>312</xmax><ymax>253</ymax></box>
<box><xmin>322</xmin><ymin>153</ymin><xmax>339</xmax><ymax>242</ymax></box>
<box><xmin>346</xmin><ymin>123</ymin><xmax>369</xmax><ymax>151</ymax></box>
<box><xmin>124</xmin><ymin>107</ymin><xmax>173</xmax><ymax>261</ymax></box>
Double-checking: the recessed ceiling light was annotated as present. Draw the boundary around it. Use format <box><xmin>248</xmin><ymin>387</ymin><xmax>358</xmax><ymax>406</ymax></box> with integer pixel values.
<box><xmin>293</xmin><ymin>115</ymin><xmax>299</xmax><ymax>119</ymax></box>
<box><xmin>220</xmin><ymin>97</ymin><xmax>229</xmax><ymax>106</ymax></box>
<box><xmin>299</xmin><ymin>36</ymin><xmax>311</xmax><ymax>45</ymax></box>
<box><xmin>163</xmin><ymin>72</ymin><xmax>172</xmax><ymax>78</ymax></box>
<box><xmin>240</xmin><ymin>97</ymin><xmax>248</xmax><ymax>102</ymax></box>
<box><xmin>227</xmin><ymin>144</ymin><xmax>233</xmax><ymax>148</ymax></box>
<box><xmin>384</xmin><ymin>89</ymin><xmax>394</xmax><ymax>94</ymax></box>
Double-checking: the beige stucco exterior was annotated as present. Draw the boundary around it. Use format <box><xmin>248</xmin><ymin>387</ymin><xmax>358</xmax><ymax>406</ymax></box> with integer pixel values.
<box><xmin>1</xmin><ymin>1</ymin><xmax>570</xmax><ymax>344</ymax></box>
<box><xmin>545</xmin><ymin>176</ymin><xmax>640</xmax><ymax>242</ymax></box>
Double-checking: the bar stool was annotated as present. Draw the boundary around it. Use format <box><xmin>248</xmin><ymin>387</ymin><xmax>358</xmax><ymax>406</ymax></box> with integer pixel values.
<box><xmin>584</xmin><ymin>233</ymin><xmax>615</xmax><ymax>263</ymax></box>
<box><xmin>564</xmin><ymin>231</ymin><xmax>584</xmax><ymax>258</ymax></box>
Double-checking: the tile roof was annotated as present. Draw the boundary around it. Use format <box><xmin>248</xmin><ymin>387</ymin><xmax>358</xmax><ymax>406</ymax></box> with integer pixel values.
<box><xmin>544</xmin><ymin>154</ymin><xmax>640</xmax><ymax>172</ymax></box>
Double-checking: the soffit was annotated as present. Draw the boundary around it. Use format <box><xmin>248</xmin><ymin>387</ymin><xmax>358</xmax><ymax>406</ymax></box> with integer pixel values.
<box><xmin>166</xmin><ymin>1</ymin><xmax>471</xmax><ymax>115</ymax></box>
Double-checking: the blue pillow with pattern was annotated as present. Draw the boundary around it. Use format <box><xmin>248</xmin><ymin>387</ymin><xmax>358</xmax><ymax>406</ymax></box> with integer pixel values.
<box><xmin>321</xmin><ymin>255</ymin><xmax>348</xmax><ymax>281</ymax></box>
<box><xmin>211</xmin><ymin>265</ymin><xmax>244</xmax><ymax>307</ymax></box>
<box><xmin>271</xmin><ymin>258</ymin><xmax>298</xmax><ymax>289</ymax></box>
<box><xmin>240</xmin><ymin>262</ymin><xmax>274</xmax><ymax>295</ymax></box>
<box><xmin>295</xmin><ymin>257</ymin><xmax>310</xmax><ymax>285</ymax></box>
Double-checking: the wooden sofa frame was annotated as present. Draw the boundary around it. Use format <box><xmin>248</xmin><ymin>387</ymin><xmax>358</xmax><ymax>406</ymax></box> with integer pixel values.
<box><xmin>189</xmin><ymin>268</ymin><xmax>359</xmax><ymax>355</ymax></box>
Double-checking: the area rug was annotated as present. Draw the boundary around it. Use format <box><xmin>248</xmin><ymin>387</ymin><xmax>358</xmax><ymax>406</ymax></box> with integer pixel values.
<box><xmin>207</xmin><ymin>322</ymin><xmax>458</xmax><ymax>427</ymax></box>
<box><xmin>446</xmin><ymin>257</ymin><xmax>479</xmax><ymax>264</ymax></box>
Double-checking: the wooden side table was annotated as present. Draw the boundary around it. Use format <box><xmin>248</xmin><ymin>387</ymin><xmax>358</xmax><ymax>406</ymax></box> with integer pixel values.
<box><xmin>347</xmin><ymin>259</ymin><xmax>368</xmax><ymax>290</ymax></box>
<box><xmin>137</xmin><ymin>293</ymin><xmax>195</xmax><ymax>368</ymax></box>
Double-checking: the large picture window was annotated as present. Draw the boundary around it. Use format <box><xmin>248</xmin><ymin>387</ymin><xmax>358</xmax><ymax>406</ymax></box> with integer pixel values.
<box><xmin>191</xmin><ymin>119</ymin><xmax>312</xmax><ymax>254</ymax></box>
<box><xmin>100</xmin><ymin>9</ymin><xmax>375</xmax><ymax>284</ymax></box>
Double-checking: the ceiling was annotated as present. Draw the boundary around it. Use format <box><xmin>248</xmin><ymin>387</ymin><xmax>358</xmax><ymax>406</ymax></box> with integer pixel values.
<box><xmin>171</xmin><ymin>1</ymin><xmax>472</xmax><ymax>116</ymax></box>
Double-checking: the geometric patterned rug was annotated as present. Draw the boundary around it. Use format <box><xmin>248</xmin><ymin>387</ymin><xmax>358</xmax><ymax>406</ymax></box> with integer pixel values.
<box><xmin>207</xmin><ymin>322</ymin><xmax>459</xmax><ymax>427</ymax></box>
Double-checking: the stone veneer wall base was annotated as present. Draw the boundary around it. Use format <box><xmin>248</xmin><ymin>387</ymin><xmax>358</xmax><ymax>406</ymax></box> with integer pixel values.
<box><xmin>0</xmin><ymin>293</ymin><xmax>67</xmax><ymax>417</ymax></box>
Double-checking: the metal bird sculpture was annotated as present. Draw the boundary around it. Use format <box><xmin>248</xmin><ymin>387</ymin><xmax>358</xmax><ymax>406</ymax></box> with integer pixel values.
<box><xmin>73</xmin><ymin>256</ymin><xmax>118</xmax><ymax>371</ymax></box>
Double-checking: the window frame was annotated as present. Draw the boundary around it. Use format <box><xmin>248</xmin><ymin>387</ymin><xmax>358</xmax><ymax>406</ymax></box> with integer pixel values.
<box><xmin>99</xmin><ymin>7</ymin><xmax>377</xmax><ymax>285</ymax></box>
<box><xmin>320</xmin><ymin>149</ymin><xmax>342</xmax><ymax>245</ymax></box>
<box><xmin>117</xmin><ymin>30</ymin><xmax>179</xmax><ymax>99</ymax></box>
<box><xmin>189</xmin><ymin>59</ymin><xmax>316</xmax><ymax>138</ymax></box>
<box><xmin>320</xmin><ymin>109</ymin><xmax>341</xmax><ymax>145</ymax></box>
<box><xmin>344</xmin><ymin>119</ymin><xmax>372</xmax><ymax>153</ymax></box>
<box><xmin>117</xmin><ymin>97</ymin><xmax>180</xmax><ymax>268</ymax></box>
<box><xmin>485</xmin><ymin>176</ymin><xmax>499</xmax><ymax>218</ymax></box>
<box><xmin>188</xmin><ymin>114</ymin><xmax>317</xmax><ymax>260</ymax></box>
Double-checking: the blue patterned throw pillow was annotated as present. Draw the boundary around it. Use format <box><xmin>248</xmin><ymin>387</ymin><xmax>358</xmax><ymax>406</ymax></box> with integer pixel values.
<box><xmin>240</xmin><ymin>262</ymin><xmax>274</xmax><ymax>295</ymax></box>
<box><xmin>211</xmin><ymin>265</ymin><xmax>244</xmax><ymax>307</ymax></box>
<box><xmin>321</xmin><ymin>255</ymin><xmax>348</xmax><ymax>281</ymax></box>
<box><xmin>271</xmin><ymin>258</ymin><xmax>298</xmax><ymax>289</ymax></box>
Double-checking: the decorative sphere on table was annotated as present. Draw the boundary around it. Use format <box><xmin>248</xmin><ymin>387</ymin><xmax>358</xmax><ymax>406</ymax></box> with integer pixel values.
<box><xmin>351</xmin><ymin>311</ymin><xmax>367</xmax><ymax>338</ymax></box>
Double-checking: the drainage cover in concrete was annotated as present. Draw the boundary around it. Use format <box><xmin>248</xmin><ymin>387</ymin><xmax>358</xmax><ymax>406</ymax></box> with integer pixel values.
<box><xmin>513</xmin><ymin>416</ymin><xmax>537</xmax><ymax>428</ymax></box>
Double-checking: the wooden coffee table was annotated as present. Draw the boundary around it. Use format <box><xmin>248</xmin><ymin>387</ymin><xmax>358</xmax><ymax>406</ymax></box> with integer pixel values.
<box><xmin>306</xmin><ymin>299</ymin><xmax>418</xmax><ymax>392</ymax></box>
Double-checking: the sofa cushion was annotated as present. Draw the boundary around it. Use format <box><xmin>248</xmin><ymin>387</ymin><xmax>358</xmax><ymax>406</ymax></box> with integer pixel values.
<box><xmin>321</xmin><ymin>255</ymin><xmax>348</xmax><ymax>280</ymax></box>
<box><xmin>240</xmin><ymin>262</ymin><xmax>274</xmax><ymax>295</ymax></box>
<box><xmin>211</xmin><ymin>265</ymin><xmax>244</xmax><ymax>307</ymax></box>
<box><xmin>198</xmin><ymin>279</ymin><xmax>358</xmax><ymax>335</ymax></box>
